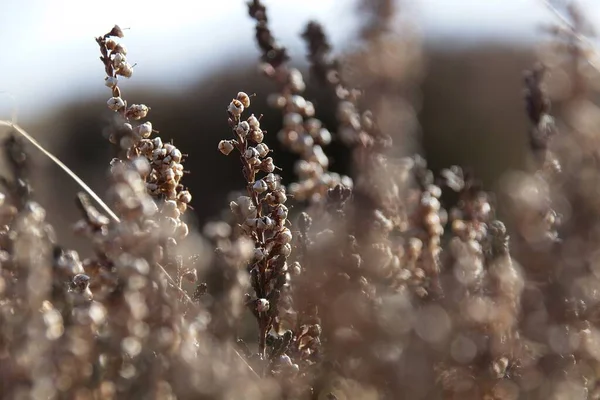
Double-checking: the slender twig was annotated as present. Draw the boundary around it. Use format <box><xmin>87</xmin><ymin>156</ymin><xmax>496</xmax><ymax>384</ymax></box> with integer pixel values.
<box><xmin>0</xmin><ymin>120</ymin><xmax>120</xmax><ymax>223</ymax></box>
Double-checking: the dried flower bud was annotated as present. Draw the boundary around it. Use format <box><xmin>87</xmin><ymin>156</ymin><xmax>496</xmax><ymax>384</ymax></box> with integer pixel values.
<box><xmin>255</xmin><ymin>143</ymin><xmax>269</xmax><ymax>158</ymax></box>
<box><xmin>117</xmin><ymin>63</ymin><xmax>133</xmax><ymax>78</ymax></box>
<box><xmin>162</xmin><ymin>200</ymin><xmax>180</xmax><ymax>219</ymax></box>
<box><xmin>236</xmin><ymin>121</ymin><xmax>250</xmax><ymax>136</ymax></box>
<box><xmin>114</xmin><ymin>43</ymin><xmax>127</xmax><ymax>55</ymax></box>
<box><xmin>108</xmin><ymin>25</ymin><xmax>125</xmax><ymax>38</ymax></box>
<box><xmin>107</xmin><ymin>97</ymin><xmax>125</xmax><ymax>111</ymax></box>
<box><xmin>237</xmin><ymin>91</ymin><xmax>251</xmax><ymax>108</ymax></box>
<box><xmin>257</xmin><ymin>298</ymin><xmax>270</xmax><ymax>313</ymax></box>
<box><xmin>248</xmin><ymin>128</ymin><xmax>264</xmax><ymax>144</ymax></box>
<box><xmin>261</xmin><ymin>157</ymin><xmax>275</xmax><ymax>173</ymax></box>
<box><xmin>253</xmin><ymin>179</ymin><xmax>268</xmax><ymax>194</ymax></box>
<box><xmin>292</xmin><ymin>261</ymin><xmax>302</xmax><ymax>275</ymax></box>
<box><xmin>135</xmin><ymin>122</ymin><xmax>153</xmax><ymax>138</ymax></box>
<box><xmin>127</xmin><ymin>104</ymin><xmax>149</xmax><ymax>120</ymax></box>
<box><xmin>276</xmin><ymin>227</ymin><xmax>292</xmax><ymax>244</ymax></box>
<box><xmin>178</xmin><ymin>190</ymin><xmax>192</xmax><ymax>204</ymax></box>
<box><xmin>218</xmin><ymin>140</ymin><xmax>235</xmax><ymax>155</ymax></box>
<box><xmin>244</xmin><ymin>147</ymin><xmax>260</xmax><ymax>160</ymax></box>
<box><xmin>280</xmin><ymin>243</ymin><xmax>292</xmax><ymax>257</ymax></box>
<box><xmin>228</xmin><ymin>99</ymin><xmax>244</xmax><ymax>116</ymax></box>
<box><xmin>247</xmin><ymin>114</ymin><xmax>260</xmax><ymax>129</ymax></box>
<box><xmin>105</xmin><ymin>76</ymin><xmax>118</xmax><ymax>88</ymax></box>
<box><xmin>274</xmin><ymin>204</ymin><xmax>288</xmax><ymax>220</ymax></box>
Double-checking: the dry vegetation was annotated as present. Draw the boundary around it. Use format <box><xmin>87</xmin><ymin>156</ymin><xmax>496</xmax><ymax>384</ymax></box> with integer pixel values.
<box><xmin>2</xmin><ymin>1</ymin><xmax>600</xmax><ymax>399</ymax></box>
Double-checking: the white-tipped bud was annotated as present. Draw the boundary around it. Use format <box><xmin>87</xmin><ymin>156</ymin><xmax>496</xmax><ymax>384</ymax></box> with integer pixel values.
<box><xmin>136</xmin><ymin>122</ymin><xmax>153</xmax><ymax>138</ymax></box>
<box><xmin>249</xmin><ymin>128</ymin><xmax>264</xmax><ymax>143</ymax></box>
<box><xmin>261</xmin><ymin>157</ymin><xmax>275</xmax><ymax>173</ymax></box>
<box><xmin>218</xmin><ymin>140</ymin><xmax>235</xmax><ymax>155</ymax></box>
<box><xmin>236</xmin><ymin>121</ymin><xmax>250</xmax><ymax>136</ymax></box>
<box><xmin>171</xmin><ymin>148</ymin><xmax>182</xmax><ymax>163</ymax></box>
<box><xmin>127</xmin><ymin>104</ymin><xmax>149</xmax><ymax>120</ymax></box>
<box><xmin>275</xmin><ymin>204</ymin><xmax>288</xmax><ymax>220</ymax></box>
<box><xmin>253</xmin><ymin>179</ymin><xmax>268</xmax><ymax>194</ymax></box>
<box><xmin>112</xmin><ymin>53</ymin><xmax>126</xmax><ymax>68</ymax></box>
<box><xmin>107</xmin><ymin>97</ymin><xmax>125</xmax><ymax>111</ymax></box>
<box><xmin>247</xmin><ymin>114</ymin><xmax>260</xmax><ymax>129</ymax></box>
<box><xmin>276</xmin><ymin>227</ymin><xmax>292</xmax><ymax>244</ymax></box>
<box><xmin>117</xmin><ymin>63</ymin><xmax>133</xmax><ymax>78</ymax></box>
<box><xmin>237</xmin><ymin>92</ymin><xmax>251</xmax><ymax>108</ymax></box>
<box><xmin>280</xmin><ymin>243</ymin><xmax>292</xmax><ymax>257</ymax></box>
<box><xmin>255</xmin><ymin>143</ymin><xmax>269</xmax><ymax>158</ymax></box>
<box><xmin>105</xmin><ymin>76</ymin><xmax>118</xmax><ymax>88</ymax></box>
<box><xmin>178</xmin><ymin>190</ymin><xmax>192</xmax><ymax>204</ymax></box>
<box><xmin>257</xmin><ymin>298</ymin><xmax>270</xmax><ymax>313</ymax></box>
<box><xmin>244</xmin><ymin>147</ymin><xmax>259</xmax><ymax>160</ymax></box>
<box><xmin>228</xmin><ymin>99</ymin><xmax>244</xmax><ymax>116</ymax></box>
<box><xmin>162</xmin><ymin>200</ymin><xmax>180</xmax><ymax>219</ymax></box>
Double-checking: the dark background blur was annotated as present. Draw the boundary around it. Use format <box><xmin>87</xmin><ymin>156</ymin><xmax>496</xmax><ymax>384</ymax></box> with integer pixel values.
<box><xmin>0</xmin><ymin>0</ymin><xmax>560</xmax><ymax>254</ymax></box>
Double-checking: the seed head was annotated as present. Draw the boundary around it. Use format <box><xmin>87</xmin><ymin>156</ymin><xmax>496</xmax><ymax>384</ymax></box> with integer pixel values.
<box><xmin>228</xmin><ymin>99</ymin><xmax>244</xmax><ymax>116</ymax></box>
<box><xmin>237</xmin><ymin>91</ymin><xmax>251</xmax><ymax>108</ymax></box>
<box><xmin>107</xmin><ymin>97</ymin><xmax>125</xmax><ymax>111</ymax></box>
<box><xmin>218</xmin><ymin>140</ymin><xmax>235</xmax><ymax>155</ymax></box>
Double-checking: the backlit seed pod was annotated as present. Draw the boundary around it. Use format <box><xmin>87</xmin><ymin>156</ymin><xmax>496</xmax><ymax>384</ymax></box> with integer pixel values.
<box><xmin>170</xmin><ymin>148</ymin><xmax>182</xmax><ymax>163</ymax></box>
<box><xmin>105</xmin><ymin>38</ymin><xmax>117</xmax><ymax>50</ymax></box>
<box><xmin>255</xmin><ymin>143</ymin><xmax>269</xmax><ymax>158</ymax></box>
<box><xmin>284</xmin><ymin>112</ymin><xmax>303</xmax><ymax>128</ymax></box>
<box><xmin>176</xmin><ymin>222</ymin><xmax>189</xmax><ymax>238</ymax></box>
<box><xmin>276</xmin><ymin>228</ymin><xmax>292</xmax><ymax>244</ymax></box>
<box><xmin>112</xmin><ymin>53</ymin><xmax>126</xmax><ymax>68</ymax></box>
<box><xmin>247</xmin><ymin>114</ymin><xmax>260</xmax><ymax>129</ymax></box>
<box><xmin>257</xmin><ymin>298</ymin><xmax>270</xmax><ymax>313</ymax></box>
<box><xmin>105</xmin><ymin>76</ymin><xmax>118</xmax><ymax>88</ymax></box>
<box><xmin>162</xmin><ymin>200</ymin><xmax>180</xmax><ymax>219</ymax></box>
<box><xmin>261</xmin><ymin>157</ymin><xmax>275</xmax><ymax>173</ymax></box>
<box><xmin>280</xmin><ymin>243</ymin><xmax>292</xmax><ymax>257</ymax></box>
<box><xmin>228</xmin><ymin>99</ymin><xmax>244</xmax><ymax>116</ymax></box>
<box><xmin>218</xmin><ymin>140</ymin><xmax>235</xmax><ymax>155</ymax></box>
<box><xmin>237</xmin><ymin>91</ymin><xmax>251</xmax><ymax>108</ymax></box>
<box><xmin>274</xmin><ymin>204</ymin><xmax>288</xmax><ymax>220</ymax></box>
<box><xmin>248</xmin><ymin>128</ymin><xmax>264</xmax><ymax>143</ymax></box>
<box><xmin>114</xmin><ymin>43</ymin><xmax>127</xmax><ymax>55</ymax></box>
<box><xmin>292</xmin><ymin>262</ymin><xmax>302</xmax><ymax>275</ymax></box>
<box><xmin>136</xmin><ymin>122</ymin><xmax>153</xmax><ymax>138</ymax></box>
<box><xmin>236</xmin><ymin>121</ymin><xmax>250</xmax><ymax>136</ymax></box>
<box><xmin>117</xmin><ymin>63</ymin><xmax>133</xmax><ymax>78</ymax></box>
<box><xmin>244</xmin><ymin>147</ymin><xmax>259</xmax><ymax>160</ymax></box>
<box><xmin>253</xmin><ymin>180</ymin><xmax>268</xmax><ymax>194</ymax></box>
<box><xmin>107</xmin><ymin>97</ymin><xmax>125</xmax><ymax>111</ymax></box>
<box><xmin>127</xmin><ymin>104</ymin><xmax>149</xmax><ymax>120</ymax></box>
<box><xmin>178</xmin><ymin>191</ymin><xmax>192</xmax><ymax>204</ymax></box>
<box><xmin>152</xmin><ymin>137</ymin><xmax>163</xmax><ymax>149</ymax></box>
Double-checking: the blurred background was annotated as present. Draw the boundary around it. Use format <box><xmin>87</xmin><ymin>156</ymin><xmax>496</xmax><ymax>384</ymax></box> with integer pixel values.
<box><xmin>0</xmin><ymin>0</ymin><xmax>596</xmax><ymax>253</ymax></box>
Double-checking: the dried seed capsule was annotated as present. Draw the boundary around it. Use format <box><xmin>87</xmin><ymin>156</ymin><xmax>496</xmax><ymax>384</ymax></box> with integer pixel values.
<box><xmin>105</xmin><ymin>76</ymin><xmax>118</xmax><ymax>88</ymax></box>
<box><xmin>248</xmin><ymin>128</ymin><xmax>264</xmax><ymax>144</ymax></box>
<box><xmin>178</xmin><ymin>190</ymin><xmax>192</xmax><ymax>204</ymax></box>
<box><xmin>276</xmin><ymin>227</ymin><xmax>292</xmax><ymax>244</ymax></box>
<box><xmin>228</xmin><ymin>99</ymin><xmax>244</xmax><ymax>116</ymax></box>
<box><xmin>127</xmin><ymin>104</ymin><xmax>149</xmax><ymax>120</ymax></box>
<box><xmin>247</xmin><ymin>114</ymin><xmax>260</xmax><ymax>129</ymax></box>
<box><xmin>237</xmin><ymin>91</ymin><xmax>251</xmax><ymax>108</ymax></box>
<box><xmin>218</xmin><ymin>140</ymin><xmax>235</xmax><ymax>155</ymax></box>
<box><xmin>135</xmin><ymin>122</ymin><xmax>153</xmax><ymax>138</ymax></box>
<box><xmin>253</xmin><ymin>179</ymin><xmax>268</xmax><ymax>194</ymax></box>
<box><xmin>257</xmin><ymin>298</ymin><xmax>270</xmax><ymax>312</ymax></box>
<box><xmin>255</xmin><ymin>143</ymin><xmax>269</xmax><ymax>158</ymax></box>
<box><xmin>107</xmin><ymin>97</ymin><xmax>125</xmax><ymax>111</ymax></box>
<box><xmin>117</xmin><ymin>63</ymin><xmax>133</xmax><ymax>78</ymax></box>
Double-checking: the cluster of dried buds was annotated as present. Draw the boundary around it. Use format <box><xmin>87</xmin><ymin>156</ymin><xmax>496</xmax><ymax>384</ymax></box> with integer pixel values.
<box><xmin>220</xmin><ymin>92</ymin><xmax>306</xmax><ymax>374</ymax></box>
<box><xmin>96</xmin><ymin>26</ymin><xmax>191</xmax><ymax>242</ymax></box>
<box><xmin>248</xmin><ymin>0</ymin><xmax>352</xmax><ymax>203</ymax></box>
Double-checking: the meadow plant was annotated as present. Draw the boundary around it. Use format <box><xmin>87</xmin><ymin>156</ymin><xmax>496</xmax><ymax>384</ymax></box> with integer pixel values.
<box><xmin>2</xmin><ymin>1</ymin><xmax>600</xmax><ymax>399</ymax></box>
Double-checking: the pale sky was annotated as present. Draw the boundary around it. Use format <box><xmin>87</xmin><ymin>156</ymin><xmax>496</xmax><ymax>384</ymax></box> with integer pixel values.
<box><xmin>1</xmin><ymin>0</ymin><xmax>598</xmax><ymax>121</ymax></box>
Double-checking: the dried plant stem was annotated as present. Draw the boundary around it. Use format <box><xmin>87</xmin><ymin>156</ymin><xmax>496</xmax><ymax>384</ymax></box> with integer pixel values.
<box><xmin>0</xmin><ymin>120</ymin><xmax>120</xmax><ymax>223</ymax></box>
